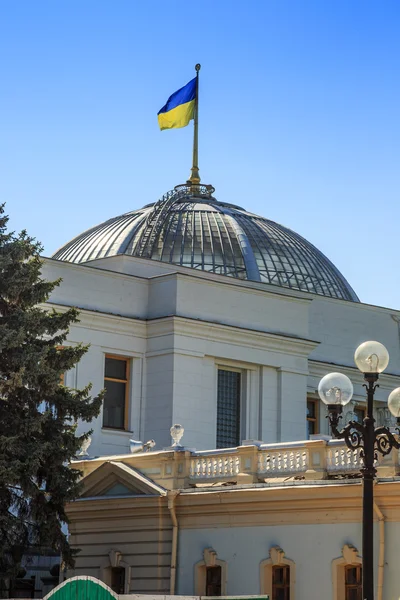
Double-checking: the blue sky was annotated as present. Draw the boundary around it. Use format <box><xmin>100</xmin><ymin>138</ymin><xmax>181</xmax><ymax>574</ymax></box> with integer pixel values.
<box><xmin>1</xmin><ymin>1</ymin><xmax>400</xmax><ymax>308</ymax></box>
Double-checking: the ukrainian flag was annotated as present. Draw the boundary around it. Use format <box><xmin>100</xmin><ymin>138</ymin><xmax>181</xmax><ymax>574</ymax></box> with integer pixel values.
<box><xmin>158</xmin><ymin>77</ymin><xmax>196</xmax><ymax>131</ymax></box>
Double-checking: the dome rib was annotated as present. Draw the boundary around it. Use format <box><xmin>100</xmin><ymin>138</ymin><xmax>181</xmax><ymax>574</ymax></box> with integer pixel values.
<box><xmin>52</xmin><ymin>187</ymin><xmax>359</xmax><ymax>302</ymax></box>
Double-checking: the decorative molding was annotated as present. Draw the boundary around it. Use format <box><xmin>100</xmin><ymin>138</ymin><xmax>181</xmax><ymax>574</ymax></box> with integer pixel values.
<box><xmin>342</xmin><ymin>544</ymin><xmax>360</xmax><ymax>565</ymax></box>
<box><xmin>44</xmin><ymin>302</ymin><xmax>147</xmax><ymax>338</ymax></box>
<box><xmin>147</xmin><ymin>316</ymin><xmax>318</xmax><ymax>359</ymax></box>
<box><xmin>309</xmin><ymin>360</ymin><xmax>400</xmax><ymax>391</ymax></box>
<box><xmin>80</xmin><ymin>461</ymin><xmax>167</xmax><ymax>498</ymax></box>
<box><xmin>269</xmin><ymin>546</ymin><xmax>286</xmax><ymax>565</ymax></box>
<box><xmin>203</xmin><ymin>548</ymin><xmax>218</xmax><ymax>567</ymax></box>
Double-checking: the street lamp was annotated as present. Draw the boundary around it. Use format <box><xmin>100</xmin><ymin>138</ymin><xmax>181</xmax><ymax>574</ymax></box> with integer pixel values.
<box><xmin>319</xmin><ymin>341</ymin><xmax>400</xmax><ymax>600</ymax></box>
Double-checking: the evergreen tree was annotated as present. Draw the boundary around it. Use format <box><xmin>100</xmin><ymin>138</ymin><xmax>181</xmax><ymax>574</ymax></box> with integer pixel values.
<box><xmin>0</xmin><ymin>205</ymin><xmax>103</xmax><ymax>595</ymax></box>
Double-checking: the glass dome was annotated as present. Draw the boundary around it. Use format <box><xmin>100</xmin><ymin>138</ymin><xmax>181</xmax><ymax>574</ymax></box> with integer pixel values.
<box><xmin>52</xmin><ymin>184</ymin><xmax>359</xmax><ymax>302</ymax></box>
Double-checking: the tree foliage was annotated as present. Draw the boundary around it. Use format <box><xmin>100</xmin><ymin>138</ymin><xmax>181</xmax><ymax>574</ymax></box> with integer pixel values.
<box><xmin>0</xmin><ymin>205</ymin><xmax>103</xmax><ymax>591</ymax></box>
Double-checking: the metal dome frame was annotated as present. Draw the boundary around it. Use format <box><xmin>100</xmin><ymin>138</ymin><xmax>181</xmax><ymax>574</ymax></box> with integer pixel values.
<box><xmin>52</xmin><ymin>186</ymin><xmax>359</xmax><ymax>302</ymax></box>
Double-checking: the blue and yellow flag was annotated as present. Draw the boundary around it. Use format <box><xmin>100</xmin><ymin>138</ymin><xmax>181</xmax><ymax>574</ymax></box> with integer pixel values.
<box><xmin>158</xmin><ymin>77</ymin><xmax>196</xmax><ymax>131</ymax></box>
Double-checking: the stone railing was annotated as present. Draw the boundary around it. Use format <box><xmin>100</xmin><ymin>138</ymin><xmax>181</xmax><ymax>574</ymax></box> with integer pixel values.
<box><xmin>257</xmin><ymin>442</ymin><xmax>309</xmax><ymax>476</ymax></box>
<box><xmin>73</xmin><ymin>438</ymin><xmax>400</xmax><ymax>490</ymax></box>
<box><xmin>187</xmin><ymin>439</ymin><xmax>364</xmax><ymax>483</ymax></box>
<box><xmin>325</xmin><ymin>439</ymin><xmax>363</xmax><ymax>473</ymax></box>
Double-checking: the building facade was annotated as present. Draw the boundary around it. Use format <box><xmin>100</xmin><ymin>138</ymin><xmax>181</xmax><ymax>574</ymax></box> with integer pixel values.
<box><xmin>42</xmin><ymin>182</ymin><xmax>400</xmax><ymax>457</ymax></box>
<box><xmin>66</xmin><ymin>440</ymin><xmax>400</xmax><ymax>600</ymax></box>
<box><xmin>30</xmin><ymin>179</ymin><xmax>400</xmax><ymax>600</ymax></box>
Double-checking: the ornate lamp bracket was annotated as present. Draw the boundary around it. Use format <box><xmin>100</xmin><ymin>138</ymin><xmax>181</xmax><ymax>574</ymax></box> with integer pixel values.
<box><xmin>327</xmin><ymin>404</ymin><xmax>400</xmax><ymax>464</ymax></box>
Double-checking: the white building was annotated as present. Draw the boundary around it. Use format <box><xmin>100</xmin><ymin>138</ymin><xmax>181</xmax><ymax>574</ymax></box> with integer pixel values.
<box><xmin>42</xmin><ymin>180</ymin><xmax>400</xmax><ymax>457</ymax></box>
<box><xmin>29</xmin><ymin>176</ymin><xmax>400</xmax><ymax>600</ymax></box>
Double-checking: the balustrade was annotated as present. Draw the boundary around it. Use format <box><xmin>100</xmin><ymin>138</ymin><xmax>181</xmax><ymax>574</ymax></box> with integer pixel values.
<box><xmin>188</xmin><ymin>440</ymin><xmax>368</xmax><ymax>482</ymax></box>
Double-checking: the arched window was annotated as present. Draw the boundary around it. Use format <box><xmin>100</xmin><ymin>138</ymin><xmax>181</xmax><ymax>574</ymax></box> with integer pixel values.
<box><xmin>332</xmin><ymin>544</ymin><xmax>362</xmax><ymax>600</ymax></box>
<box><xmin>260</xmin><ymin>547</ymin><xmax>295</xmax><ymax>600</ymax></box>
<box><xmin>100</xmin><ymin>550</ymin><xmax>130</xmax><ymax>594</ymax></box>
<box><xmin>194</xmin><ymin>548</ymin><xmax>227</xmax><ymax>596</ymax></box>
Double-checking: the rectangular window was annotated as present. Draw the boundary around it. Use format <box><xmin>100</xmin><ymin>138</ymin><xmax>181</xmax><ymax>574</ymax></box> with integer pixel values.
<box><xmin>217</xmin><ymin>369</ymin><xmax>241</xmax><ymax>449</ymax></box>
<box><xmin>103</xmin><ymin>356</ymin><xmax>129</xmax><ymax>430</ymax></box>
<box><xmin>345</xmin><ymin>565</ymin><xmax>362</xmax><ymax>600</ymax></box>
<box><xmin>205</xmin><ymin>566</ymin><xmax>222</xmax><ymax>596</ymax></box>
<box><xmin>272</xmin><ymin>565</ymin><xmax>290</xmax><ymax>600</ymax></box>
<box><xmin>307</xmin><ymin>399</ymin><xmax>319</xmax><ymax>438</ymax></box>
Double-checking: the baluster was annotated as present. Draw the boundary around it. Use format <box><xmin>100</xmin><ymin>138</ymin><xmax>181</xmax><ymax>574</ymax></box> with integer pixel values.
<box><xmin>271</xmin><ymin>452</ymin><xmax>277</xmax><ymax>472</ymax></box>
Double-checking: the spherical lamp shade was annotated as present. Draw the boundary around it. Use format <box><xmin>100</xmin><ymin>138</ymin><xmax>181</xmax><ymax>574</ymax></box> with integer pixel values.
<box><xmin>354</xmin><ymin>341</ymin><xmax>389</xmax><ymax>374</ymax></box>
<box><xmin>318</xmin><ymin>372</ymin><xmax>354</xmax><ymax>406</ymax></box>
<box><xmin>388</xmin><ymin>388</ymin><xmax>400</xmax><ymax>418</ymax></box>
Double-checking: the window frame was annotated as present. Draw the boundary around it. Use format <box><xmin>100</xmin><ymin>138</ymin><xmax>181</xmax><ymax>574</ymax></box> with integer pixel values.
<box><xmin>205</xmin><ymin>565</ymin><xmax>222</xmax><ymax>596</ymax></box>
<box><xmin>216</xmin><ymin>366</ymin><xmax>244</xmax><ymax>449</ymax></box>
<box><xmin>332</xmin><ymin>544</ymin><xmax>362</xmax><ymax>600</ymax></box>
<box><xmin>194</xmin><ymin>548</ymin><xmax>227</xmax><ymax>596</ymax></box>
<box><xmin>100</xmin><ymin>550</ymin><xmax>130</xmax><ymax>594</ymax></box>
<box><xmin>306</xmin><ymin>397</ymin><xmax>319</xmax><ymax>437</ymax></box>
<box><xmin>260</xmin><ymin>546</ymin><xmax>296</xmax><ymax>600</ymax></box>
<box><xmin>344</xmin><ymin>565</ymin><xmax>362</xmax><ymax>600</ymax></box>
<box><xmin>272</xmin><ymin>564</ymin><xmax>291</xmax><ymax>600</ymax></box>
<box><xmin>103</xmin><ymin>354</ymin><xmax>130</xmax><ymax>431</ymax></box>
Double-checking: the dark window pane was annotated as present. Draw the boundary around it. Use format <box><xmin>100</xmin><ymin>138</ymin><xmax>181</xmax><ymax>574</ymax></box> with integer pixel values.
<box><xmin>346</xmin><ymin>567</ymin><xmax>357</xmax><ymax>584</ymax></box>
<box><xmin>307</xmin><ymin>420</ymin><xmax>316</xmax><ymax>437</ymax></box>
<box><xmin>345</xmin><ymin>565</ymin><xmax>362</xmax><ymax>600</ymax></box>
<box><xmin>105</xmin><ymin>357</ymin><xmax>127</xmax><ymax>380</ymax></box>
<box><xmin>103</xmin><ymin>380</ymin><xmax>126</xmax><ymax>429</ymax></box>
<box><xmin>206</xmin><ymin>566</ymin><xmax>221</xmax><ymax>596</ymax></box>
<box><xmin>354</xmin><ymin>408</ymin><xmax>365</xmax><ymax>424</ymax></box>
<box><xmin>307</xmin><ymin>400</ymin><xmax>316</xmax><ymax>418</ymax></box>
<box><xmin>273</xmin><ymin>567</ymin><xmax>284</xmax><ymax>584</ymax></box>
<box><xmin>110</xmin><ymin>567</ymin><xmax>125</xmax><ymax>594</ymax></box>
<box><xmin>272</xmin><ymin>565</ymin><xmax>290</xmax><ymax>600</ymax></box>
<box><xmin>217</xmin><ymin>370</ymin><xmax>241</xmax><ymax>449</ymax></box>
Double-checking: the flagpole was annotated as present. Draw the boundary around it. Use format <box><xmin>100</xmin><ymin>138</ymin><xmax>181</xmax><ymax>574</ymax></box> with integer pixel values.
<box><xmin>188</xmin><ymin>63</ymin><xmax>201</xmax><ymax>186</ymax></box>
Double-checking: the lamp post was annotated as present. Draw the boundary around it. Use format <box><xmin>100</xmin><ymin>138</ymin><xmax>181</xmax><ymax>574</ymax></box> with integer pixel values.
<box><xmin>318</xmin><ymin>341</ymin><xmax>400</xmax><ymax>600</ymax></box>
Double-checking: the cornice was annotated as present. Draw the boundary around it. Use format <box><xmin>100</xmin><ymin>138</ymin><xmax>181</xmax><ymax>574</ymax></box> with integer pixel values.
<box><xmin>309</xmin><ymin>360</ymin><xmax>400</xmax><ymax>390</ymax></box>
<box><xmin>175</xmin><ymin>480</ymin><xmax>400</xmax><ymax>527</ymax></box>
<box><xmin>66</xmin><ymin>495</ymin><xmax>167</xmax><ymax>517</ymax></box>
<box><xmin>43</xmin><ymin>256</ymin><xmax>149</xmax><ymax>284</ymax></box>
<box><xmin>147</xmin><ymin>316</ymin><xmax>319</xmax><ymax>358</ymax></box>
<box><xmin>44</xmin><ymin>303</ymin><xmax>147</xmax><ymax>338</ymax></box>
<box><xmin>65</xmin><ymin>480</ymin><xmax>400</xmax><ymax>529</ymax></box>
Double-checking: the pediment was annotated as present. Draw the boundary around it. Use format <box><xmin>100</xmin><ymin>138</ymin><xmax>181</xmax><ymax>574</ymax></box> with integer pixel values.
<box><xmin>80</xmin><ymin>461</ymin><xmax>166</xmax><ymax>498</ymax></box>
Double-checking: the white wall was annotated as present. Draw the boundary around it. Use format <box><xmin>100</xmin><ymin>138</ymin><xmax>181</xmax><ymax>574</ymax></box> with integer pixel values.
<box><xmin>177</xmin><ymin>523</ymin><xmax>385</xmax><ymax>600</ymax></box>
<box><xmin>40</xmin><ymin>257</ymin><xmax>400</xmax><ymax>455</ymax></box>
<box><xmin>309</xmin><ymin>296</ymin><xmax>400</xmax><ymax>375</ymax></box>
<box><xmin>43</xmin><ymin>259</ymin><xmax>149</xmax><ymax>319</ymax></box>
